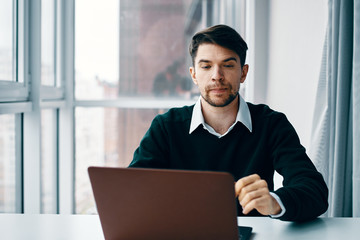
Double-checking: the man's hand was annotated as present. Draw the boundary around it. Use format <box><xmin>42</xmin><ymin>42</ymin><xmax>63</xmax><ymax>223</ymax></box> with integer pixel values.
<box><xmin>235</xmin><ymin>174</ymin><xmax>281</xmax><ymax>216</ymax></box>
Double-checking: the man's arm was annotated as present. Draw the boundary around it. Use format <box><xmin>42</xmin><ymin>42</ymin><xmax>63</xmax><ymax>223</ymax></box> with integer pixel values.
<box><xmin>267</xmin><ymin>112</ymin><xmax>329</xmax><ymax>221</ymax></box>
<box><xmin>129</xmin><ymin>115</ymin><xmax>169</xmax><ymax>168</ymax></box>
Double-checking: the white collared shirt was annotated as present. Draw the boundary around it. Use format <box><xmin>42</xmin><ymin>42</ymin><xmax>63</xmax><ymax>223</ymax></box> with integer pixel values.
<box><xmin>189</xmin><ymin>95</ymin><xmax>252</xmax><ymax>137</ymax></box>
<box><xmin>188</xmin><ymin>94</ymin><xmax>286</xmax><ymax>218</ymax></box>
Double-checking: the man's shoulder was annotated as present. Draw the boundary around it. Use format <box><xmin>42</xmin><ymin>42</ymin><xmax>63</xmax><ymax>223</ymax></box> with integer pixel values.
<box><xmin>156</xmin><ymin>104</ymin><xmax>194</xmax><ymax>123</ymax></box>
<box><xmin>246</xmin><ymin>102</ymin><xmax>286</xmax><ymax>121</ymax></box>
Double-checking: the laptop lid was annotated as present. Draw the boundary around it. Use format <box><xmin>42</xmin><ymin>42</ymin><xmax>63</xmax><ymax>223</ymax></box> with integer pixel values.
<box><xmin>88</xmin><ymin>167</ymin><xmax>245</xmax><ymax>240</ymax></box>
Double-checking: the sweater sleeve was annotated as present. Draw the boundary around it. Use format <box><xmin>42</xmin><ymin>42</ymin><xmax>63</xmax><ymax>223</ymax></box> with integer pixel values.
<box><xmin>129</xmin><ymin>115</ymin><xmax>170</xmax><ymax>168</ymax></box>
<box><xmin>269</xmin><ymin>112</ymin><xmax>328</xmax><ymax>221</ymax></box>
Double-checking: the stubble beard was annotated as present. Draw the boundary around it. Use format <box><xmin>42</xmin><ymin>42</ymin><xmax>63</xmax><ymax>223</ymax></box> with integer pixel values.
<box><xmin>201</xmin><ymin>88</ymin><xmax>239</xmax><ymax>107</ymax></box>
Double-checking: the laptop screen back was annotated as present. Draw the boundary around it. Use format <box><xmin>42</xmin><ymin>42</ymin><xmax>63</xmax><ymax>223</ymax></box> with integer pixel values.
<box><xmin>88</xmin><ymin>167</ymin><xmax>240</xmax><ymax>240</ymax></box>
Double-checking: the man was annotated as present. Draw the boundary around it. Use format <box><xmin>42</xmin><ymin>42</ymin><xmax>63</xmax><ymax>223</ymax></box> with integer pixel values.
<box><xmin>129</xmin><ymin>24</ymin><xmax>328</xmax><ymax>222</ymax></box>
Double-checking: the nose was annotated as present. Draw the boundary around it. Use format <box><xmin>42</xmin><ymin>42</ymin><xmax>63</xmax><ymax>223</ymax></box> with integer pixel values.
<box><xmin>211</xmin><ymin>65</ymin><xmax>224</xmax><ymax>81</ymax></box>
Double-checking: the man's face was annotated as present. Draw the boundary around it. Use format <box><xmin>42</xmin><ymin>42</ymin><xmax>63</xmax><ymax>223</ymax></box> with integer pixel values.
<box><xmin>189</xmin><ymin>43</ymin><xmax>248</xmax><ymax>107</ymax></box>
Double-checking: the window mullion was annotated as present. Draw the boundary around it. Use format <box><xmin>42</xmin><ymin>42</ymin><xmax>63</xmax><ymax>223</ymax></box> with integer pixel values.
<box><xmin>15</xmin><ymin>114</ymin><xmax>23</xmax><ymax>213</ymax></box>
<box><xmin>23</xmin><ymin>0</ymin><xmax>41</xmax><ymax>214</ymax></box>
<box><xmin>58</xmin><ymin>0</ymin><xmax>75</xmax><ymax>214</ymax></box>
<box><xmin>13</xmin><ymin>0</ymin><xmax>18</xmax><ymax>82</ymax></box>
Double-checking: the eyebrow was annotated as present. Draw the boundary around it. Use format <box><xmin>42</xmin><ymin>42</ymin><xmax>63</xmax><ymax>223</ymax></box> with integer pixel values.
<box><xmin>223</xmin><ymin>57</ymin><xmax>238</xmax><ymax>62</ymax></box>
<box><xmin>197</xmin><ymin>57</ymin><xmax>238</xmax><ymax>64</ymax></box>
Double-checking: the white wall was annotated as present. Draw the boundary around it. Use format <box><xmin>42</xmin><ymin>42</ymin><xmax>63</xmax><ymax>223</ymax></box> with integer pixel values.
<box><xmin>265</xmin><ymin>0</ymin><xmax>328</xmax><ymax>150</ymax></box>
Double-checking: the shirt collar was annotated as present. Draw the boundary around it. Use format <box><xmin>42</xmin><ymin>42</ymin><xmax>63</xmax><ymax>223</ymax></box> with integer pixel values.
<box><xmin>189</xmin><ymin>95</ymin><xmax>252</xmax><ymax>136</ymax></box>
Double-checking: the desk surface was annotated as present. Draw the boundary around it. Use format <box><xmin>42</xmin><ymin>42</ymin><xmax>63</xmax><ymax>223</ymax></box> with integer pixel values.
<box><xmin>0</xmin><ymin>214</ymin><xmax>359</xmax><ymax>240</ymax></box>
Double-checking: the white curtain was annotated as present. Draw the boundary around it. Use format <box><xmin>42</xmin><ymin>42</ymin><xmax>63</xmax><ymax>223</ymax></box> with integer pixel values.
<box><xmin>309</xmin><ymin>0</ymin><xmax>360</xmax><ymax>217</ymax></box>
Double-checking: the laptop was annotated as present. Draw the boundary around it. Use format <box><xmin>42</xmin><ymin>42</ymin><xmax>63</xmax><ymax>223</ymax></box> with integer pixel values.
<box><xmin>88</xmin><ymin>167</ymin><xmax>252</xmax><ymax>240</ymax></box>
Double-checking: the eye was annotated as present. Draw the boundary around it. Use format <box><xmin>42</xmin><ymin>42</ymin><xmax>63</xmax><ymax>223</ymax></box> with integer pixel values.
<box><xmin>201</xmin><ymin>65</ymin><xmax>211</xmax><ymax>69</ymax></box>
<box><xmin>224</xmin><ymin>64</ymin><xmax>234</xmax><ymax>68</ymax></box>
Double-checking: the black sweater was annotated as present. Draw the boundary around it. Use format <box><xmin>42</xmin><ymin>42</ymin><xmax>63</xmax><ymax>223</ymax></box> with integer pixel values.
<box><xmin>129</xmin><ymin>103</ymin><xmax>328</xmax><ymax>221</ymax></box>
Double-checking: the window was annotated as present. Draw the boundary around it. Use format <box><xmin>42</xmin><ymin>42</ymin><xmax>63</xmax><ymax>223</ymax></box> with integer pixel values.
<box><xmin>0</xmin><ymin>0</ymin><xmax>246</xmax><ymax>214</ymax></box>
<box><xmin>40</xmin><ymin>109</ymin><xmax>59</xmax><ymax>213</ymax></box>
<box><xmin>38</xmin><ymin>0</ymin><xmax>63</xmax><ymax>213</ymax></box>
<box><xmin>41</xmin><ymin>0</ymin><xmax>64</xmax><ymax>100</ymax></box>
<box><xmin>41</xmin><ymin>0</ymin><xmax>57</xmax><ymax>87</ymax></box>
<box><xmin>75</xmin><ymin>0</ymin><xmax>195</xmax><ymax>100</ymax></box>
<box><xmin>0</xmin><ymin>114</ymin><xmax>22</xmax><ymax>213</ymax></box>
<box><xmin>75</xmin><ymin>107</ymin><xmax>164</xmax><ymax>213</ymax></box>
<box><xmin>74</xmin><ymin>0</ymin><xmax>246</xmax><ymax>214</ymax></box>
<box><xmin>0</xmin><ymin>0</ymin><xmax>25</xmax><ymax>213</ymax></box>
<box><xmin>0</xmin><ymin>0</ymin><xmax>27</xmax><ymax>102</ymax></box>
<box><xmin>0</xmin><ymin>0</ymin><xmax>14</xmax><ymax>81</ymax></box>
<box><xmin>1</xmin><ymin>0</ymin><xmax>64</xmax><ymax>214</ymax></box>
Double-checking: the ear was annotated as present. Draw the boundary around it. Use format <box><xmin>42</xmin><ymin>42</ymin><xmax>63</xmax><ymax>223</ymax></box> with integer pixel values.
<box><xmin>189</xmin><ymin>67</ymin><xmax>198</xmax><ymax>85</ymax></box>
<box><xmin>240</xmin><ymin>64</ymin><xmax>249</xmax><ymax>83</ymax></box>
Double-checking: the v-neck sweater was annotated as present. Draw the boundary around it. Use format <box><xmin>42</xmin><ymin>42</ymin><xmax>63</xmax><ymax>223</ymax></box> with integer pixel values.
<box><xmin>129</xmin><ymin>102</ymin><xmax>328</xmax><ymax>221</ymax></box>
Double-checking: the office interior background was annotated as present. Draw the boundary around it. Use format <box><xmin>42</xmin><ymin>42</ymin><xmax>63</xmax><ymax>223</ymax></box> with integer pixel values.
<box><xmin>1</xmin><ymin>0</ymin><xmax>358</xmax><ymax>217</ymax></box>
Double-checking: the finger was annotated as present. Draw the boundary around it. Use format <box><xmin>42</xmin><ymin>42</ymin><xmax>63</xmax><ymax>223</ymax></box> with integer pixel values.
<box><xmin>242</xmin><ymin>195</ymin><xmax>270</xmax><ymax>215</ymax></box>
<box><xmin>242</xmin><ymin>194</ymin><xmax>281</xmax><ymax>216</ymax></box>
<box><xmin>235</xmin><ymin>174</ymin><xmax>260</xmax><ymax>196</ymax></box>
<box><xmin>237</xmin><ymin>179</ymin><xmax>268</xmax><ymax>201</ymax></box>
<box><xmin>239</xmin><ymin>187</ymin><xmax>268</xmax><ymax>208</ymax></box>
<box><xmin>242</xmin><ymin>196</ymin><xmax>262</xmax><ymax>215</ymax></box>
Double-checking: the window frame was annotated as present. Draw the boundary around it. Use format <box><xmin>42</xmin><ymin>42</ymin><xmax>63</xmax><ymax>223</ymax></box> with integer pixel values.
<box><xmin>0</xmin><ymin>113</ymin><xmax>23</xmax><ymax>213</ymax></box>
<box><xmin>0</xmin><ymin>0</ymin><xmax>29</xmax><ymax>103</ymax></box>
<box><xmin>40</xmin><ymin>108</ymin><xmax>60</xmax><ymax>214</ymax></box>
<box><xmin>1</xmin><ymin>0</ymin><xmax>250</xmax><ymax>215</ymax></box>
<box><xmin>72</xmin><ymin>0</ymin><xmax>248</xmax><ymax>214</ymax></box>
<box><xmin>40</xmin><ymin>0</ymin><xmax>64</xmax><ymax>101</ymax></box>
<box><xmin>0</xmin><ymin>0</ymin><xmax>27</xmax><ymax>214</ymax></box>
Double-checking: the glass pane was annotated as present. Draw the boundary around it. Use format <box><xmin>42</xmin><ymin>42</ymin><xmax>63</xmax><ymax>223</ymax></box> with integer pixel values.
<box><xmin>41</xmin><ymin>109</ymin><xmax>58</xmax><ymax>213</ymax></box>
<box><xmin>0</xmin><ymin>0</ymin><xmax>14</xmax><ymax>81</ymax></box>
<box><xmin>75</xmin><ymin>0</ymin><xmax>196</xmax><ymax>100</ymax></box>
<box><xmin>41</xmin><ymin>0</ymin><xmax>56</xmax><ymax>86</ymax></box>
<box><xmin>0</xmin><ymin>114</ymin><xmax>17</xmax><ymax>212</ymax></box>
<box><xmin>75</xmin><ymin>107</ymin><xmax>164</xmax><ymax>214</ymax></box>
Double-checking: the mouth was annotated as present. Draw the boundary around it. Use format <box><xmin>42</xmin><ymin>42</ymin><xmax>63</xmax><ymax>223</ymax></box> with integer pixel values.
<box><xmin>208</xmin><ymin>88</ymin><xmax>228</xmax><ymax>94</ymax></box>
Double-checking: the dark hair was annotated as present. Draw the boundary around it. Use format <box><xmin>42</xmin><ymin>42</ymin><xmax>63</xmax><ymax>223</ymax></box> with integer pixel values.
<box><xmin>189</xmin><ymin>24</ymin><xmax>248</xmax><ymax>67</ymax></box>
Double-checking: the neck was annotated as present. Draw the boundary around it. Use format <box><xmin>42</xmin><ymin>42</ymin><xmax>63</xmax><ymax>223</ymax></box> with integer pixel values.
<box><xmin>201</xmin><ymin>95</ymin><xmax>239</xmax><ymax>135</ymax></box>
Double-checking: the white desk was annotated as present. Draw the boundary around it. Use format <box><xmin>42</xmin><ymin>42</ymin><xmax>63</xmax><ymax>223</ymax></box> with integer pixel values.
<box><xmin>0</xmin><ymin>214</ymin><xmax>359</xmax><ymax>239</ymax></box>
<box><xmin>0</xmin><ymin>214</ymin><xmax>103</xmax><ymax>240</ymax></box>
<box><xmin>237</xmin><ymin>217</ymin><xmax>360</xmax><ymax>240</ymax></box>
